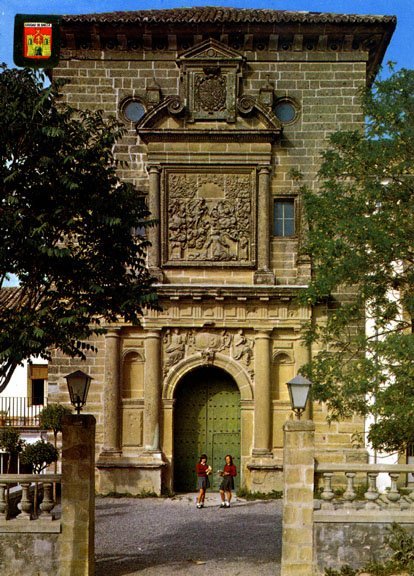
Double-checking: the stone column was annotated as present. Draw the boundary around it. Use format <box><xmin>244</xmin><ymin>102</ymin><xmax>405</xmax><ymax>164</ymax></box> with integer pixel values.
<box><xmin>143</xmin><ymin>330</ymin><xmax>162</xmax><ymax>453</ymax></box>
<box><xmin>253</xmin><ymin>330</ymin><xmax>272</xmax><ymax>456</ymax></box>
<box><xmin>254</xmin><ymin>166</ymin><xmax>275</xmax><ymax>284</ymax></box>
<box><xmin>101</xmin><ymin>329</ymin><xmax>121</xmax><ymax>457</ymax></box>
<box><xmin>281</xmin><ymin>419</ymin><xmax>315</xmax><ymax>576</ymax></box>
<box><xmin>294</xmin><ymin>334</ymin><xmax>312</xmax><ymax>419</ymax></box>
<box><xmin>147</xmin><ymin>165</ymin><xmax>163</xmax><ymax>280</ymax></box>
<box><xmin>61</xmin><ymin>414</ymin><xmax>96</xmax><ymax>576</ymax></box>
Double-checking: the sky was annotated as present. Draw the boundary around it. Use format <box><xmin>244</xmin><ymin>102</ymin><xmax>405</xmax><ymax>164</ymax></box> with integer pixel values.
<box><xmin>0</xmin><ymin>0</ymin><xmax>413</xmax><ymax>70</ymax></box>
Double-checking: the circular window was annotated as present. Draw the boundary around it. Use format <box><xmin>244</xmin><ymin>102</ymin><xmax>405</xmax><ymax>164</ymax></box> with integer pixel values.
<box><xmin>122</xmin><ymin>100</ymin><xmax>146</xmax><ymax>123</ymax></box>
<box><xmin>274</xmin><ymin>100</ymin><xmax>298</xmax><ymax>124</ymax></box>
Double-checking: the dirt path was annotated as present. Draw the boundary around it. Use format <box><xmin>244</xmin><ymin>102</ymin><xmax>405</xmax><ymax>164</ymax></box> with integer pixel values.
<box><xmin>95</xmin><ymin>493</ymin><xmax>282</xmax><ymax>575</ymax></box>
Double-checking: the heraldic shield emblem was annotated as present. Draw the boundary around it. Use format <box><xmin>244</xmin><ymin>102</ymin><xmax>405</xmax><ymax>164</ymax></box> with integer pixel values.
<box><xmin>14</xmin><ymin>14</ymin><xmax>61</xmax><ymax>68</ymax></box>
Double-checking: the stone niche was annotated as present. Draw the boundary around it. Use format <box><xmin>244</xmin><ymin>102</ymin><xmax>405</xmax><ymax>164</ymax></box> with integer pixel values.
<box><xmin>161</xmin><ymin>166</ymin><xmax>257</xmax><ymax>267</ymax></box>
<box><xmin>177</xmin><ymin>38</ymin><xmax>245</xmax><ymax>123</ymax></box>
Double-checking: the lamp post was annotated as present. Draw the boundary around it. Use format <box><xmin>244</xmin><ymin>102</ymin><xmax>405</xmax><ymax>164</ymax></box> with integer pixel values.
<box><xmin>65</xmin><ymin>370</ymin><xmax>92</xmax><ymax>414</ymax></box>
<box><xmin>286</xmin><ymin>374</ymin><xmax>312</xmax><ymax>420</ymax></box>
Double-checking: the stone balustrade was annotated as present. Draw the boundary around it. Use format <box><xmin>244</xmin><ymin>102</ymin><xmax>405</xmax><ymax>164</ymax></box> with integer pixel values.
<box><xmin>314</xmin><ymin>463</ymin><xmax>414</xmax><ymax>571</ymax></box>
<box><xmin>0</xmin><ymin>415</ymin><xmax>95</xmax><ymax>576</ymax></box>
<box><xmin>315</xmin><ymin>463</ymin><xmax>414</xmax><ymax>517</ymax></box>
<box><xmin>0</xmin><ymin>473</ymin><xmax>61</xmax><ymax>523</ymax></box>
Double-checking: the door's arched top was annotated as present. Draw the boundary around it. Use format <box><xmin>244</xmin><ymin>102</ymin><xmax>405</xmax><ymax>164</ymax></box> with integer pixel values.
<box><xmin>163</xmin><ymin>352</ymin><xmax>253</xmax><ymax>401</ymax></box>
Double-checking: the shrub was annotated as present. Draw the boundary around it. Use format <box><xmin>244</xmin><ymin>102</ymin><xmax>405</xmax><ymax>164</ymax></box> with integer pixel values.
<box><xmin>236</xmin><ymin>487</ymin><xmax>283</xmax><ymax>500</ymax></box>
<box><xmin>20</xmin><ymin>440</ymin><xmax>59</xmax><ymax>473</ymax></box>
<box><xmin>0</xmin><ymin>427</ymin><xmax>25</xmax><ymax>473</ymax></box>
<box><xmin>39</xmin><ymin>404</ymin><xmax>72</xmax><ymax>445</ymax></box>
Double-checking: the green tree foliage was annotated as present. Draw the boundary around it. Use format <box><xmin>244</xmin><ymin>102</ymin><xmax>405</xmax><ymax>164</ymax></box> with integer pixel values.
<box><xmin>300</xmin><ymin>67</ymin><xmax>414</xmax><ymax>453</ymax></box>
<box><xmin>39</xmin><ymin>403</ymin><xmax>72</xmax><ymax>446</ymax></box>
<box><xmin>0</xmin><ymin>427</ymin><xmax>25</xmax><ymax>473</ymax></box>
<box><xmin>0</xmin><ymin>66</ymin><xmax>158</xmax><ymax>392</ymax></box>
<box><xmin>20</xmin><ymin>440</ymin><xmax>59</xmax><ymax>474</ymax></box>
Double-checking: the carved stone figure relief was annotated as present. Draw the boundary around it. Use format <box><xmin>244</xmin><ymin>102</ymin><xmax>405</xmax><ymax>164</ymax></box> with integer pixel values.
<box><xmin>162</xmin><ymin>328</ymin><xmax>254</xmax><ymax>376</ymax></box>
<box><xmin>163</xmin><ymin>169</ymin><xmax>256</xmax><ymax>266</ymax></box>
<box><xmin>232</xmin><ymin>329</ymin><xmax>254</xmax><ymax>366</ymax></box>
<box><xmin>163</xmin><ymin>329</ymin><xmax>187</xmax><ymax>370</ymax></box>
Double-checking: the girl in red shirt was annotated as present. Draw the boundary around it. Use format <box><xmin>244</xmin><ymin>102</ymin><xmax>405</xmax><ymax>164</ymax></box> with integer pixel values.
<box><xmin>195</xmin><ymin>453</ymin><xmax>211</xmax><ymax>509</ymax></box>
<box><xmin>219</xmin><ymin>454</ymin><xmax>237</xmax><ymax>508</ymax></box>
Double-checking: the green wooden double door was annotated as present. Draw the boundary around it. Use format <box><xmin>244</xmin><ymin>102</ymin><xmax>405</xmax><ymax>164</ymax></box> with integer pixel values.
<box><xmin>173</xmin><ymin>366</ymin><xmax>241</xmax><ymax>492</ymax></box>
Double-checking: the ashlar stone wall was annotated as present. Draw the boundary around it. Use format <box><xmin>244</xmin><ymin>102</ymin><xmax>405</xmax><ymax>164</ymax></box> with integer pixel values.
<box><xmin>47</xmin><ymin>8</ymin><xmax>392</xmax><ymax>494</ymax></box>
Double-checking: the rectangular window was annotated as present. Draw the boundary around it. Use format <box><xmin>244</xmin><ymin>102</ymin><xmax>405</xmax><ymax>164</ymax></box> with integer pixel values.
<box><xmin>28</xmin><ymin>364</ymin><xmax>47</xmax><ymax>406</ymax></box>
<box><xmin>31</xmin><ymin>379</ymin><xmax>45</xmax><ymax>406</ymax></box>
<box><xmin>273</xmin><ymin>199</ymin><xmax>295</xmax><ymax>236</ymax></box>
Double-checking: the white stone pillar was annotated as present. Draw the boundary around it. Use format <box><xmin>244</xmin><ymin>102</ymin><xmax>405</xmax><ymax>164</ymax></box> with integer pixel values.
<box><xmin>254</xmin><ymin>166</ymin><xmax>275</xmax><ymax>284</ymax></box>
<box><xmin>101</xmin><ymin>329</ymin><xmax>121</xmax><ymax>457</ymax></box>
<box><xmin>253</xmin><ymin>330</ymin><xmax>272</xmax><ymax>456</ymax></box>
<box><xmin>147</xmin><ymin>165</ymin><xmax>163</xmax><ymax>279</ymax></box>
<box><xmin>143</xmin><ymin>330</ymin><xmax>162</xmax><ymax>452</ymax></box>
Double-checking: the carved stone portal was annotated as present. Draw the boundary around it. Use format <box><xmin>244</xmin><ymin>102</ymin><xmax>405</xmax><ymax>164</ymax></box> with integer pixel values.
<box><xmin>163</xmin><ymin>329</ymin><xmax>254</xmax><ymax>376</ymax></box>
<box><xmin>162</xmin><ymin>167</ymin><xmax>256</xmax><ymax>266</ymax></box>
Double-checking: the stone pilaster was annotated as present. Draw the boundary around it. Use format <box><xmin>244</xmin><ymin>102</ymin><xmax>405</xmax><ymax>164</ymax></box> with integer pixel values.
<box><xmin>61</xmin><ymin>414</ymin><xmax>96</xmax><ymax>576</ymax></box>
<box><xmin>101</xmin><ymin>329</ymin><xmax>121</xmax><ymax>457</ymax></box>
<box><xmin>252</xmin><ymin>330</ymin><xmax>272</xmax><ymax>456</ymax></box>
<box><xmin>147</xmin><ymin>165</ymin><xmax>163</xmax><ymax>281</ymax></box>
<box><xmin>294</xmin><ymin>335</ymin><xmax>312</xmax><ymax>419</ymax></box>
<box><xmin>254</xmin><ymin>166</ymin><xmax>275</xmax><ymax>285</ymax></box>
<box><xmin>143</xmin><ymin>330</ymin><xmax>162</xmax><ymax>453</ymax></box>
<box><xmin>281</xmin><ymin>419</ymin><xmax>315</xmax><ymax>576</ymax></box>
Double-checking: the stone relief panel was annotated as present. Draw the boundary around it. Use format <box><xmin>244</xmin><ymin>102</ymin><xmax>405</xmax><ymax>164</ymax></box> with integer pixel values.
<box><xmin>162</xmin><ymin>167</ymin><xmax>256</xmax><ymax>266</ymax></box>
<box><xmin>163</xmin><ymin>328</ymin><xmax>254</xmax><ymax>376</ymax></box>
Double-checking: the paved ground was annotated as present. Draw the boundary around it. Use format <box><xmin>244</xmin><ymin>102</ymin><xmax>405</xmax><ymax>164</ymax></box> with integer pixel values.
<box><xmin>95</xmin><ymin>493</ymin><xmax>282</xmax><ymax>575</ymax></box>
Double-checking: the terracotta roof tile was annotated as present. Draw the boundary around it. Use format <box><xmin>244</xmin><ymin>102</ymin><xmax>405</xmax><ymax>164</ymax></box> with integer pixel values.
<box><xmin>0</xmin><ymin>287</ymin><xmax>22</xmax><ymax>310</ymax></box>
<box><xmin>62</xmin><ymin>7</ymin><xmax>396</xmax><ymax>25</ymax></box>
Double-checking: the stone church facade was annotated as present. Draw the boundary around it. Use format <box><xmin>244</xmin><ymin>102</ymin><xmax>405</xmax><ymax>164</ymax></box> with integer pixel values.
<box><xmin>47</xmin><ymin>8</ymin><xmax>395</xmax><ymax>495</ymax></box>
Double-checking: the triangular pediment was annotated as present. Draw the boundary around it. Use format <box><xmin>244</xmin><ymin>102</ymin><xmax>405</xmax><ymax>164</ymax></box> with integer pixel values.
<box><xmin>178</xmin><ymin>38</ymin><xmax>245</xmax><ymax>64</ymax></box>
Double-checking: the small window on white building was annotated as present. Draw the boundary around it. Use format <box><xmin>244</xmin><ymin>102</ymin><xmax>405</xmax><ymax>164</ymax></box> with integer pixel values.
<box><xmin>28</xmin><ymin>364</ymin><xmax>47</xmax><ymax>406</ymax></box>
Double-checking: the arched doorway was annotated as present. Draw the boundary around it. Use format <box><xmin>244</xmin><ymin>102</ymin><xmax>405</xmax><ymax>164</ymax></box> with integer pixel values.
<box><xmin>173</xmin><ymin>366</ymin><xmax>240</xmax><ymax>493</ymax></box>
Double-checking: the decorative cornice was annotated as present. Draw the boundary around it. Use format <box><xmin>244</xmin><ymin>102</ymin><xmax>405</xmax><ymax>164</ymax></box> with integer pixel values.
<box><xmin>136</xmin><ymin>93</ymin><xmax>281</xmax><ymax>143</ymax></box>
<box><xmin>59</xmin><ymin>7</ymin><xmax>396</xmax><ymax>86</ymax></box>
<box><xmin>138</xmin><ymin>128</ymin><xmax>280</xmax><ymax>144</ymax></box>
<box><xmin>136</xmin><ymin>96</ymin><xmax>185</xmax><ymax>130</ymax></box>
<box><xmin>156</xmin><ymin>284</ymin><xmax>307</xmax><ymax>301</ymax></box>
<box><xmin>177</xmin><ymin>37</ymin><xmax>245</xmax><ymax>64</ymax></box>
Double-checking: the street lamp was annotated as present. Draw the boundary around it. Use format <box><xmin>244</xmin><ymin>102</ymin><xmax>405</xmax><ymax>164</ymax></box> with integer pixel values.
<box><xmin>286</xmin><ymin>374</ymin><xmax>312</xmax><ymax>420</ymax></box>
<box><xmin>65</xmin><ymin>370</ymin><xmax>92</xmax><ymax>414</ymax></box>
